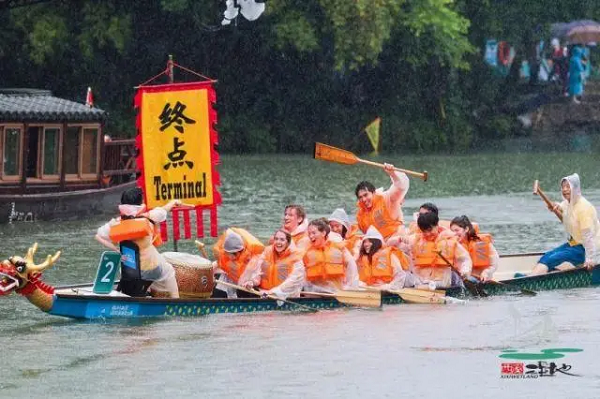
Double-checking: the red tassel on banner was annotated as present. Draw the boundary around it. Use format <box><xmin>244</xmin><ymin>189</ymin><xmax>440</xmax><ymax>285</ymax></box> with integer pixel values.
<box><xmin>210</xmin><ymin>206</ymin><xmax>218</xmax><ymax>237</ymax></box>
<box><xmin>196</xmin><ymin>208</ymin><xmax>204</xmax><ymax>237</ymax></box>
<box><xmin>172</xmin><ymin>210</ymin><xmax>181</xmax><ymax>241</ymax></box>
<box><xmin>160</xmin><ymin>221</ymin><xmax>168</xmax><ymax>242</ymax></box>
<box><xmin>183</xmin><ymin>209</ymin><xmax>192</xmax><ymax>239</ymax></box>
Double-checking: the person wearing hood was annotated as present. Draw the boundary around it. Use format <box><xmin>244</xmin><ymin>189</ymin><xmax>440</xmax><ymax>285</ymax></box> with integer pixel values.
<box><xmin>212</xmin><ymin>227</ymin><xmax>265</xmax><ymax>297</ymax></box>
<box><xmin>569</xmin><ymin>46</ymin><xmax>585</xmax><ymax>103</ymax></box>
<box><xmin>328</xmin><ymin>208</ymin><xmax>362</xmax><ymax>255</ymax></box>
<box><xmin>303</xmin><ymin>218</ymin><xmax>360</xmax><ymax>293</ymax></box>
<box><xmin>238</xmin><ymin>229</ymin><xmax>305</xmax><ymax>299</ymax></box>
<box><xmin>529</xmin><ymin>173</ymin><xmax>600</xmax><ymax>276</ymax></box>
<box><xmin>356</xmin><ymin>226</ymin><xmax>412</xmax><ymax>290</ymax></box>
<box><xmin>355</xmin><ymin>163</ymin><xmax>409</xmax><ymax>243</ymax></box>
<box><xmin>282</xmin><ymin>204</ymin><xmax>311</xmax><ymax>251</ymax></box>
<box><xmin>95</xmin><ymin>187</ymin><xmax>189</xmax><ymax>298</ymax></box>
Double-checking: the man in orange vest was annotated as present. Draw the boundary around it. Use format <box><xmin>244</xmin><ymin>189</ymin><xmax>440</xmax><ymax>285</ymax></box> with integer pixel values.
<box><xmin>355</xmin><ymin>163</ymin><xmax>409</xmax><ymax>243</ymax></box>
<box><xmin>282</xmin><ymin>204</ymin><xmax>310</xmax><ymax>250</ymax></box>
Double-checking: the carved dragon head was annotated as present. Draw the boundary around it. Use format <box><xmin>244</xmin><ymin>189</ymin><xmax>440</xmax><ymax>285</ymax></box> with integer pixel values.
<box><xmin>0</xmin><ymin>243</ymin><xmax>61</xmax><ymax>297</ymax></box>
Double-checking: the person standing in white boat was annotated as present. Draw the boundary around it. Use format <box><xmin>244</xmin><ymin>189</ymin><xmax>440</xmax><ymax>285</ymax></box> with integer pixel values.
<box><xmin>95</xmin><ymin>187</ymin><xmax>190</xmax><ymax>298</ymax></box>
<box><xmin>527</xmin><ymin>173</ymin><xmax>600</xmax><ymax>276</ymax></box>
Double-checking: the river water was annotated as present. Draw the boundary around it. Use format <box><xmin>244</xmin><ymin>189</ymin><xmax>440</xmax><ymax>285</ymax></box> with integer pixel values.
<box><xmin>1</xmin><ymin>153</ymin><xmax>600</xmax><ymax>398</ymax></box>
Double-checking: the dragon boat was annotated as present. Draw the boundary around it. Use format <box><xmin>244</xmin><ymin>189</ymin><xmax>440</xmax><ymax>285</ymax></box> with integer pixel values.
<box><xmin>1</xmin><ymin>245</ymin><xmax>599</xmax><ymax>320</ymax></box>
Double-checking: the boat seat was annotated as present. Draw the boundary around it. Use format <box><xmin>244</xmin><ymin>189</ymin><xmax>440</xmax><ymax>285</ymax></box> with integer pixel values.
<box><xmin>117</xmin><ymin>240</ymin><xmax>153</xmax><ymax>297</ymax></box>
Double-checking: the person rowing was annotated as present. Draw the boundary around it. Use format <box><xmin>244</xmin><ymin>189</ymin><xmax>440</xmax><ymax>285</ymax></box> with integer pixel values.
<box><xmin>407</xmin><ymin>203</ymin><xmax>455</xmax><ymax>235</ymax></box>
<box><xmin>355</xmin><ymin>163</ymin><xmax>409</xmax><ymax>244</ymax></box>
<box><xmin>410</xmin><ymin>212</ymin><xmax>472</xmax><ymax>289</ymax></box>
<box><xmin>527</xmin><ymin>173</ymin><xmax>600</xmax><ymax>276</ymax></box>
<box><xmin>327</xmin><ymin>208</ymin><xmax>362</xmax><ymax>256</ymax></box>
<box><xmin>238</xmin><ymin>229</ymin><xmax>306</xmax><ymax>299</ymax></box>
<box><xmin>356</xmin><ymin>226</ymin><xmax>413</xmax><ymax>290</ymax></box>
<box><xmin>303</xmin><ymin>218</ymin><xmax>360</xmax><ymax>293</ymax></box>
<box><xmin>450</xmin><ymin>215</ymin><xmax>498</xmax><ymax>282</ymax></box>
<box><xmin>95</xmin><ymin>187</ymin><xmax>186</xmax><ymax>298</ymax></box>
<box><xmin>212</xmin><ymin>228</ymin><xmax>265</xmax><ymax>298</ymax></box>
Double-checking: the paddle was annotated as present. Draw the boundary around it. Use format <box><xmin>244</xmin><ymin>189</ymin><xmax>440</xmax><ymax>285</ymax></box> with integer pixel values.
<box><xmin>314</xmin><ymin>142</ymin><xmax>428</xmax><ymax>181</ymax></box>
<box><xmin>371</xmin><ymin>286</ymin><xmax>457</xmax><ymax>305</ymax></box>
<box><xmin>217</xmin><ymin>280</ymin><xmax>318</xmax><ymax>313</ymax></box>
<box><xmin>533</xmin><ymin>180</ymin><xmax>563</xmax><ymax>222</ymax></box>
<box><xmin>484</xmin><ymin>279</ymin><xmax>537</xmax><ymax>296</ymax></box>
<box><xmin>436</xmin><ymin>251</ymin><xmax>488</xmax><ymax>297</ymax></box>
<box><xmin>302</xmin><ymin>289</ymin><xmax>382</xmax><ymax>308</ymax></box>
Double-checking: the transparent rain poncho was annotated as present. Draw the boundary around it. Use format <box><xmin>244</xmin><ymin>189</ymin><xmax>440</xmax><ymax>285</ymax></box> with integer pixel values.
<box><xmin>559</xmin><ymin>173</ymin><xmax>600</xmax><ymax>265</ymax></box>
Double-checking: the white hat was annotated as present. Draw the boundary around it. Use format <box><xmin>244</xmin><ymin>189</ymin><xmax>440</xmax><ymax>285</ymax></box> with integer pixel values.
<box><xmin>328</xmin><ymin>208</ymin><xmax>350</xmax><ymax>230</ymax></box>
<box><xmin>551</xmin><ymin>38</ymin><xmax>560</xmax><ymax>47</ymax></box>
<box><xmin>223</xmin><ymin>231</ymin><xmax>244</xmax><ymax>253</ymax></box>
<box><xmin>363</xmin><ymin>226</ymin><xmax>384</xmax><ymax>244</ymax></box>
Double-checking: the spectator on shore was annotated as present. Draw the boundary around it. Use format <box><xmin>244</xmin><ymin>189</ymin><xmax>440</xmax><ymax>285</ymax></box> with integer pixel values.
<box><xmin>569</xmin><ymin>46</ymin><xmax>585</xmax><ymax>104</ymax></box>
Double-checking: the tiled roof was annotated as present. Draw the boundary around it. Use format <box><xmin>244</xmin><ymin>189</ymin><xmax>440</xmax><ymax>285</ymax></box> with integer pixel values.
<box><xmin>0</xmin><ymin>89</ymin><xmax>106</xmax><ymax>123</ymax></box>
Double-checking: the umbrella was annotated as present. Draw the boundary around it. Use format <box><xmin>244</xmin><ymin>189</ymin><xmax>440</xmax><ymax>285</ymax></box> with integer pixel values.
<box><xmin>550</xmin><ymin>20</ymin><xmax>600</xmax><ymax>44</ymax></box>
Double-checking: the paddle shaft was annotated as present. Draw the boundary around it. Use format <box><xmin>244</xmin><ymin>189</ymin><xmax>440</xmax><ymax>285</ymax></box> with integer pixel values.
<box><xmin>436</xmin><ymin>251</ymin><xmax>487</xmax><ymax>297</ymax></box>
<box><xmin>218</xmin><ymin>280</ymin><xmax>317</xmax><ymax>312</ymax></box>
<box><xmin>357</xmin><ymin>158</ymin><xmax>428</xmax><ymax>181</ymax></box>
<box><xmin>535</xmin><ymin>186</ymin><xmax>563</xmax><ymax>222</ymax></box>
<box><xmin>487</xmin><ymin>279</ymin><xmax>537</xmax><ymax>296</ymax></box>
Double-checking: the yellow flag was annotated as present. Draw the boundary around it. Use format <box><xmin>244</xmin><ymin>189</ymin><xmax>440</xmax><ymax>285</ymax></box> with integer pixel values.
<box><xmin>364</xmin><ymin>117</ymin><xmax>380</xmax><ymax>154</ymax></box>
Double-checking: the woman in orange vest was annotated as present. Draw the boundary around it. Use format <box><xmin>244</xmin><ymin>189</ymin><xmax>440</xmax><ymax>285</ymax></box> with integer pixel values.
<box><xmin>410</xmin><ymin>212</ymin><xmax>472</xmax><ymax>289</ymax></box>
<box><xmin>239</xmin><ymin>229</ymin><xmax>305</xmax><ymax>299</ymax></box>
<box><xmin>212</xmin><ymin>228</ymin><xmax>265</xmax><ymax>298</ymax></box>
<box><xmin>356</xmin><ymin>226</ymin><xmax>411</xmax><ymax>290</ymax></box>
<box><xmin>328</xmin><ymin>208</ymin><xmax>362</xmax><ymax>256</ymax></box>
<box><xmin>95</xmin><ymin>187</ymin><xmax>189</xmax><ymax>298</ymax></box>
<box><xmin>303</xmin><ymin>218</ymin><xmax>360</xmax><ymax>293</ymax></box>
<box><xmin>450</xmin><ymin>215</ymin><xmax>498</xmax><ymax>282</ymax></box>
<box><xmin>355</xmin><ymin>163</ymin><xmax>409</xmax><ymax>242</ymax></box>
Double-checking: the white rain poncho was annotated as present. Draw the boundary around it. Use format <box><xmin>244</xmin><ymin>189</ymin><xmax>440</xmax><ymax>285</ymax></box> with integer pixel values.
<box><xmin>96</xmin><ymin>204</ymin><xmax>179</xmax><ymax>298</ymax></box>
<box><xmin>357</xmin><ymin>226</ymin><xmax>409</xmax><ymax>290</ymax></box>
<box><xmin>559</xmin><ymin>173</ymin><xmax>600</xmax><ymax>265</ymax></box>
<box><xmin>238</xmin><ymin>243</ymin><xmax>306</xmax><ymax>300</ymax></box>
<box><xmin>302</xmin><ymin>245</ymin><xmax>360</xmax><ymax>293</ymax></box>
<box><xmin>288</xmin><ymin>218</ymin><xmax>311</xmax><ymax>251</ymax></box>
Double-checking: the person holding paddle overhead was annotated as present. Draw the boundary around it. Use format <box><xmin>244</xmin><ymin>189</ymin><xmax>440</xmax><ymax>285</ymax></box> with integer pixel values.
<box><xmin>528</xmin><ymin>173</ymin><xmax>600</xmax><ymax>276</ymax></box>
<box><xmin>356</xmin><ymin>226</ymin><xmax>413</xmax><ymax>290</ymax></box>
<box><xmin>303</xmin><ymin>218</ymin><xmax>360</xmax><ymax>293</ymax></box>
<box><xmin>450</xmin><ymin>215</ymin><xmax>498</xmax><ymax>282</ymax></box>
<box><xmin>238</xmin><ymin>229</ymin><xmax>306</xmax><ymax>299</ymax></box>
<box><xmin>410</xmin><ymin>212</ymin><xmax>472</xmax><ymax>289</ymax></box>
<box><xmin>328</xmin><ymin>208</ymin><xmax>362</xmax><ymax>256</ymax></box>
<box><xmin>355</xmin><ymin>163</ymin><xmax>409</xmax><ymax>243</ymax></box>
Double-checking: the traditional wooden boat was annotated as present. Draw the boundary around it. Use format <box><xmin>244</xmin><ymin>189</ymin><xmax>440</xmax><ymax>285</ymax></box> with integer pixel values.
<box><xmin>1</xmin><ymin>244</ymin><xmax>599</xmax><ymax>320</ymax></box>
<box><xmin>0</xmin><ymin>89</ymin><xmax>137</xmax><ymax>223</ymax></box>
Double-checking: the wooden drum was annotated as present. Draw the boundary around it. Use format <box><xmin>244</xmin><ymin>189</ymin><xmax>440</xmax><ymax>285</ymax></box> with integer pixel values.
<box><xmin>162</xmin><ymin>252</ymin><xmax>214</xmax><ymax>298</ymax></box>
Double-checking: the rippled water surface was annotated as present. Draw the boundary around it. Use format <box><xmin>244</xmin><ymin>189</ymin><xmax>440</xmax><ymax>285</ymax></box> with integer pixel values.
<box><xmin>1</xmin><ymin>153</ymin><xmax>600</xmax><ymax>398</ymax></box>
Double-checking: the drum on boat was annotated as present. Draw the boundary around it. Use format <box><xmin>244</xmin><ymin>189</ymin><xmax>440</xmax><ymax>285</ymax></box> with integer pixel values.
<box><xmin>162</xmin><ymin>252</ymin><xmax>214</xmax><ymax>298</ymax></box>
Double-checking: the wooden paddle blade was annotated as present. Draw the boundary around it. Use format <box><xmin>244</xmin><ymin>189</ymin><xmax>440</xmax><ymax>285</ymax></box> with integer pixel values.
<box><xmin>396</xmin><ymin>290</ymin><xmax>447</xmax><ymax>304</ymax></box>
<box><xmin>333</xmin><ymin>290</ymin><xmax>382</xmax><ymax>308</ymax></box>
<box><xmin>314</xmin><ymin>142</ymin><xmax>359</xmax><ymax>165</ymax></box>
<box><xmin>533</xmin><ymin>180</ymin><xmax>540</xmax><ymax>195</ymax></box>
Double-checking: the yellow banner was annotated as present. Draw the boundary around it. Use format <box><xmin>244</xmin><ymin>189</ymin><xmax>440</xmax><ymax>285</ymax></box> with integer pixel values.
<box><xmin>140</xmin><ymin>88</ymin><xmax>213</xmax><ymax>208</ymax></box>
<box><xmin>364</xmin><ymin>117</ymin><xmax>380</xmax><ymax>154</ymax></box>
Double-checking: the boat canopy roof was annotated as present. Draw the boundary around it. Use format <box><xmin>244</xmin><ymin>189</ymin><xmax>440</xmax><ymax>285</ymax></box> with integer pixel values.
<box><xmin>0</xmin><ymin>88</ymin><xmax>106</xmax><ymax>123</ymax></box>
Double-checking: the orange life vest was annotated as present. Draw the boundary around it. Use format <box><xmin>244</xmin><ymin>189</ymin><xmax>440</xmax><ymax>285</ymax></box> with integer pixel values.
<box><xmin>358</xmin><ymin>247</ymin><xmax>394</xmax><ymax>285</ymax></box>
<box><xmin>109</xmin><ymin>217</ymin><xmax>163</xmax><ymax>247</ymax></box>
<box><xmin>259</xmin><ymin>246</ymin><xmax>301</xmax><ymax>290</ymax></box>
<box><xmin>213</xmin><ymin>228</ymin><xmax>265</xmax><ymax>282</ymax></box>
<box><xmin>344</xmin><ymin>225</ymin><xmax>363</xmax><ymax>252</ymax></box>
<box><xmin>303</xmin><ymin>241</ymin><xmax>346</xmax><ymax>282</ymax></box>
<box><xmin>464</xmin><ymin>233</ymin><xmax>493</xmax><ymax>271</ymax></box>
<box><xmin>356</xmin><ymin>194</ymin><xmax>403</xmax><ymax>239</ymax></box>
<box><xmin>413</xmin><ymin>235</ymin><xmax>458</xmax><ymax>268</ymax></box>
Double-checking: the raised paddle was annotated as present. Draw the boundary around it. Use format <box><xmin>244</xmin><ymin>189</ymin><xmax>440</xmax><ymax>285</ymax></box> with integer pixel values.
<box><xmin>314</xmin><ymin>142</ymin><xmax>428</xmax><ymax>181</ymax></box>
<box><xmin>302</xmin><ymin>289</ymin><xmax>382</xmax><ymax>308</ymax></box>
<box><xmin>533</xmin><ymin>180</ymin><xmax>563</xmax><ymax>221</ymax></box>
<box><xmin>217</xmin><ymin>280</ymin><xmax>318</xmax><ymax>313</ymax></box>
